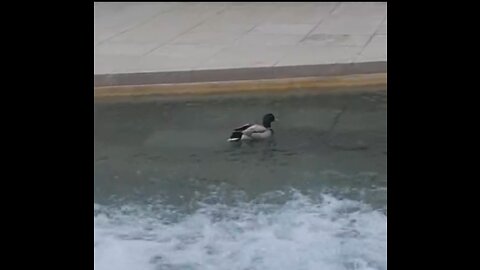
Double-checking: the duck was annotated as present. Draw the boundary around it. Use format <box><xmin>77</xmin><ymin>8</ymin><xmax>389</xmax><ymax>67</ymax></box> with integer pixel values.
<box><xmin>227</xmin><ymin>113</ymin><xmax>276</xmax><ymax>142</ymax></box>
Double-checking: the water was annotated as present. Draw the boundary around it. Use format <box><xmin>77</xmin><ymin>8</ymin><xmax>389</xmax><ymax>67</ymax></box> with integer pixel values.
<box><xmin>94</xmin><ymin>89</ymin><xmax>387</xmax><ymax>270</ymax></box>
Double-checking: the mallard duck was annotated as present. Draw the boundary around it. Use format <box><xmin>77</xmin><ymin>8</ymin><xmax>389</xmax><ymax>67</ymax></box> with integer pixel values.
<box><xmin>227</xmin><ymin>113</ymin><xmax>276</xmax><ymax>142</ymax></box>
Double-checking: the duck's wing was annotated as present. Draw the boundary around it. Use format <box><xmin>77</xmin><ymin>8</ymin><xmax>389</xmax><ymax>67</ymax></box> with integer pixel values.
<box><xmin>233</xmin><ymin>123</ymin><xmax>253</xmax><ymax>131</ymax></box>
<box><xmin>242</xmin><ymin>124</ymin><xmax>267</xmax><ymax>136</ymax></box>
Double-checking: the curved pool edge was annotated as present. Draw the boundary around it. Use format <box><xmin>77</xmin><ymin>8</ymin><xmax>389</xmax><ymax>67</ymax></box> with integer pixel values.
<box><xmin>94</xmin><ymin>72</ymin><xmax>387</xmax><ymax>99</ymax></box>
<box><xmin>94</xmin><ymin>62</ymin><xmax>386</xmax><ymax>87</ymax></box>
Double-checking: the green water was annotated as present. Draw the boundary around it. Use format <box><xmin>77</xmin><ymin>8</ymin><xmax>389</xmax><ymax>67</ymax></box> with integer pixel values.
<box><xmin>94</xmin><ymin>90</ymin><xmax>386</xmax><ymax>210</ymax></box>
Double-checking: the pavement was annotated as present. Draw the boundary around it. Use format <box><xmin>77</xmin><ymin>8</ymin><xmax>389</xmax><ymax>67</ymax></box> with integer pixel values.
<box><xmin>94</xmin><ymin>2</ymin><xmax>386</xmax><ymax>77</ymax></box>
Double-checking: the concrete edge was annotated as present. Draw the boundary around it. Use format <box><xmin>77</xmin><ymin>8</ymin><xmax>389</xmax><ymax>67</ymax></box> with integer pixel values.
<box><xmin>94</xmin><ymin>73</ymin><xmax>387</xmax><ymax>99</ymax></box>
<box><xmin>94</xmin><ymin>61</ymin><xmax>386</xmax><ymax>87</ymax></box>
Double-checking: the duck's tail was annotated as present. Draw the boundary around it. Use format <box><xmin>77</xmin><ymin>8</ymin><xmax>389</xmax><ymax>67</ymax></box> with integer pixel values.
<box><xmin>228</xmin><ymin>131</ymin><xmax>242</xmax><ymax>142</ymax></box>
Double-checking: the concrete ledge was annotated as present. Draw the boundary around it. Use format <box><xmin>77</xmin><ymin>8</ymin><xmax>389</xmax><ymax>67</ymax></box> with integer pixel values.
<box><xmin>94</xmin><ymin>73</ymin><xmax>386</xmax><ymax>99</ymax></box>
<box><xmin>94</xmin><ymin>61</ymin><xmax>386</xmax><ymax>87</ymax></box>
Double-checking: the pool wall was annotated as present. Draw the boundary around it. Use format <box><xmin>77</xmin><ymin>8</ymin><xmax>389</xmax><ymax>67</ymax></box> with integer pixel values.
<box><xmin>94</xmin><ymin>62</ymin><xmax>387</xmax><ymax>99</ymax></box>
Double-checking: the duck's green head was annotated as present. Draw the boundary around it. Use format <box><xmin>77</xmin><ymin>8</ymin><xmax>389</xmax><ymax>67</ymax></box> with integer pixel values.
<box><xmin>263</xmin><ymin>113</ymin><xmax>275</xmax><ymax>127</ymax></box>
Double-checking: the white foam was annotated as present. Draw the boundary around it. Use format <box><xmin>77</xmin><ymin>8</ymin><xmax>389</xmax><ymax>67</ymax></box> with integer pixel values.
<box><xmin>94</xmin><ymin>191</ymin><xmax>386</xmax><ymax>270</ymax></box>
